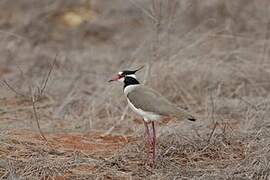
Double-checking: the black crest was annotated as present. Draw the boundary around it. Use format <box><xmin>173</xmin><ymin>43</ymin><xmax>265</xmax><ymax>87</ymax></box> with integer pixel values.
<box><xmin>121</xmin><ymin>66</ymin><xmax>144</xmax><ymax>76</ymax></box>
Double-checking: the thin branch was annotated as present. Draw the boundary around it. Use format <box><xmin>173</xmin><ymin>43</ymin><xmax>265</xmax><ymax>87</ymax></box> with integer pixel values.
<box><xmin>207</xmin><ymin>121</ymin><xmax>218</xmax><ymax>143</ymax></box>
<box><xmin>128</xmin><ymin>0</ymin><xmax>157</xmax><ymax>23</ymax></box>
<box><xmin>31</xmin><ymin>93</ymin><xmax>48</xmax><ymax>142</ymax></box>
<box><xmin>39</xmin><ymin>54</ymin><xmax>58</xmax><ymax>97</ymax></box>
<box><xmin>15</xmin><ymin>63</ymin><xmax>25</xmax><ymax>77</ymax></box>
<box><xmin>142</xmin><ymin>63</ymin><xmax>150</xmax><ymax>84</ymax></box>
<box><xmin>2</xmin><ymin>54</ymin><xmax>58</xmax><ymax>143</ymax></box>
<box><xmin>104</xmin><ymin>105</ymin><xmax>129</xmax><ymax>135</ymax></box>
<box><xmin>234</xmin><ymin>94</ymin><xmax>258</xmax><ymax>111</ymax></box>
<box><xmin>2</xmin><ymin>79</ymin><xmax>26</xmax><ymax>98</ymax></box>
<box><xmin>261</xmin><ymin>18</ymin><xmax>270</xmax><ymax>64</ymax></box>
<box><xmin>207</xmin><ymin>91</ymin><xmax>217</xmax><ymax>143</ymax></box>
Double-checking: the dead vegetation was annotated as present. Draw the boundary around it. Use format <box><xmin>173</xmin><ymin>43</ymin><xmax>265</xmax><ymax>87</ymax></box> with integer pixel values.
<box><xmin>1</xmin><ymin>0</ymin><xmax>270</xmax><ymax>179</ymax></box>
<box><xmin>1</xmin><ymin>128</ymin><xmax>269</xmax><ymax>179</ymax></box>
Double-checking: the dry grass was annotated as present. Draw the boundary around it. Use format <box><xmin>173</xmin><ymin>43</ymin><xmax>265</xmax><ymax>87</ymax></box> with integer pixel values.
<box><xmin>1</xmin><ymin>0</ymin><xmax>270</xmax><ymax>179</ymax></box>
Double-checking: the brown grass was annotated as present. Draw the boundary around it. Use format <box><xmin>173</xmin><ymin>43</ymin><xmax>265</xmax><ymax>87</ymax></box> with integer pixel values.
<box><xmin>1</xmin><ymin>0</ymin><xmax>270</xmax><ymax>179</ymax></box>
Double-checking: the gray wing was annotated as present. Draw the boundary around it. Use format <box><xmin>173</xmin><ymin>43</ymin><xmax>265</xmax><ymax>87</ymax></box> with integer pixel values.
<box><xmin>127</xmin><ymin>86</ymin><xmax>189</xmax><ymax>118</ymax></box>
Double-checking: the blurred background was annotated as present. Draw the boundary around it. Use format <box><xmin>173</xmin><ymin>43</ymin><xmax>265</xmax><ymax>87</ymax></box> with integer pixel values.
<box><xmin>1</xmin><ymin>0</ymin><xmax>270</xmax><ymax>179</ymax></box>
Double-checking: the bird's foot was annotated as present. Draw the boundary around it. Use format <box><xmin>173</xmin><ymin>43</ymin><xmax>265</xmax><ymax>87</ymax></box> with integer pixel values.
<box><xmin>146</xmin><ymin>159</ymin><xmax>155</xmax><ymax>168</ymax></box>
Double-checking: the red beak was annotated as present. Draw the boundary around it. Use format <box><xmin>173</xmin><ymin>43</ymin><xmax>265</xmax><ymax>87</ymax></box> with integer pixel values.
<box><xmin>108</xmin><ymin>74</ymin><xmax>120</xmax><ymax>82</ymax></box>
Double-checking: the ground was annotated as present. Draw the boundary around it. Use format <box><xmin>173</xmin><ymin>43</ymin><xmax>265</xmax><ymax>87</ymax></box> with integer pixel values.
<box><xmin>0</xmin><ymin>0</ymin><xmax>270</xmax><ymax>179</ymax></box>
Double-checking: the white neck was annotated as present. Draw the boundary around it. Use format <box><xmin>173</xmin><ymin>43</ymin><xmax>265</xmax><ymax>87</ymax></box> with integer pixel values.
<box><xmin>124</xmin><ymin>84</ymin><xmax>140</xmax><ymax>95</ymax></box>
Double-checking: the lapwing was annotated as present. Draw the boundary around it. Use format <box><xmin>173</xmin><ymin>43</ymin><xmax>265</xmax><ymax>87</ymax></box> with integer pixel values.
<box><xmin>109</xmin><ymin>66</ymin><xmax>196</xmax><ymax>167</ymax></box>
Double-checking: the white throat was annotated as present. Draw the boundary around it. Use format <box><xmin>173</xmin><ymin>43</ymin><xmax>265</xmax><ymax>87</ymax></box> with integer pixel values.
<box><xmin>118</xmin><ymin>74</ymin><xmax>137</xmax><ymax>83</ymax></box>
<box><xmin>126</xmin><ymin>74</ymin><xmax>136</xmax><ymax>79</ymax></box>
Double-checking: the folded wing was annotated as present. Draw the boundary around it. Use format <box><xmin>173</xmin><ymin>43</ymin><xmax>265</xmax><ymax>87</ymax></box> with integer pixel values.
<box><xmin>127</xmin><ymin>86</ymin><xmax>196</xmax><ymax>121</ymax></box>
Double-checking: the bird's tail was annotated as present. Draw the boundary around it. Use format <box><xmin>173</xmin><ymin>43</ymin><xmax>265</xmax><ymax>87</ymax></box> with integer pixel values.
<box><xmin>187</xmin><ymin>114</ymin><xmax>196</xmax><ymax>121</ymax></box>
<box><xmin>172</xmin><ymin>109</ymin><xmax>197</xmax><ymax>122</ymax></box>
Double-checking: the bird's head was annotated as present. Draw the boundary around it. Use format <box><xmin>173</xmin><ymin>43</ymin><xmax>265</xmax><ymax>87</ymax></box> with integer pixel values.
<box><xmin>109</xmin><ymin>66</ymin><xmax>144</xmax><ymax>83</ymax></box>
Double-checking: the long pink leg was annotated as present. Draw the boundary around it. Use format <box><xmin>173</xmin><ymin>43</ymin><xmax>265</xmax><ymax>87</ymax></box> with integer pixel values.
<box><xmin>143</xmin><ymin>121</ymin><xmax>156</xmax><ymax>167</ymax></box>
<box><xmin>143</xmin><ymin>121</ymin><xmax>151</xmax><ymax>154</ymax></box>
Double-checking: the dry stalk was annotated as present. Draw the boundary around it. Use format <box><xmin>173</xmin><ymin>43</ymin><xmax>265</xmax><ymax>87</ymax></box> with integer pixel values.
<box><xmin>104</xmin><ymin>105</ymin><xmax>129</xmax><ymax>136</ymax></box>
<box><xmin>2</xmin><ymin>80</ymin><xmax>27</xmax><ymax>98</ymax></box>
<box><xmin>234</xmin><ymin>93</ymin><xmax>258</xmax><ymax>111</ymax></box>
<box><xmin>261</xmin><ymin>18</ymin><xmax>270</xmax><ymax>65</ymax></box>
<box><xmin>207</xmin><ymin>90</ymin><xmax>218</xmax><ymax>143</ymax></box>
<box><xmin>1</xmin><ymin>54</ymin><xmax>57</xmax><ymax>142</ymax></box>
<box><xmin>128</xmin><ymin>0</ymin><xmax>165</xmax><ymax>84</ymax></box>
<box><xmin>127</xmin><ymin>0</ymin><xmax>157</xmax><ymax>23</ymax></box>
<box><xmin>31</xmin><ymin>92</ymin><xmax>47</xmax><ymax>142</ymax></box>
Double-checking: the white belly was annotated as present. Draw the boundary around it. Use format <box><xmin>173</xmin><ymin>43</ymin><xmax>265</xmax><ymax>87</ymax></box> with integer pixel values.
<box><xmin>127</xmin><ymin>99</ymin><xmax>161</xmax><ymax>122</ymax></box>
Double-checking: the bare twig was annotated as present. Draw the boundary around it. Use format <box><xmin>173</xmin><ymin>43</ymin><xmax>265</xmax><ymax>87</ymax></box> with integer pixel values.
<box><xmin>2</xmin><ymin>79</ymin><xmax>27</xmax><ymax>98</ymax></box>
<box><xmin>234</xmin><ymin>94</ymin><xmax>258</xmax><ymax>111</ymax></box>
<box><xmin>54</xmin><ymin>75</ymin><xmax>80</xmax><ymax>118</ymax></box>
<box><xmin>128</xmin><ymin>0</ymin><xmax>157</xmax><ymax>23</ymax></box>
<box><xmin>261</xmin><ymin>19</ymin><xmax>270</xmax><ymax>64</ymax></box>
<box><xmin>2</xmin><ymin>55</ymin><xmax>57</xmax><ymax>142</ymax></box>
<box><xmin>31</xmin><ymin>93</ymin><xmax>48</xmax><ymax>141</ymax></box>
<box><xmin>104</xmin><ymin>105</ymin><xmax>130</xmax><ymax>136</ymax></box>
<box><xmin>128</xmin><ymin>0</ymin><xmax>164</xmax><ymax>84</ymax></box>
<box><xmin>39</xmin><ymin>54</ymin><xmax>58</xmax><ymax>97</ymax></box>
<box><xmin>207</xmin><ymin>91</ymin><xmax>217</xmax><ymax>143</ymax></box>
<box><xmin>208</xmin><ymin>121</ymin><xmax>218</xmax><ymax>143</ymax></box>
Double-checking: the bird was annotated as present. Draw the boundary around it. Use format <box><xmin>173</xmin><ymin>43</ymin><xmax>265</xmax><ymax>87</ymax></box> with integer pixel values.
<box><xmin>109</xmin><ymin>66</ymin><xmax>196</xmax><ymax>167</ymax></box>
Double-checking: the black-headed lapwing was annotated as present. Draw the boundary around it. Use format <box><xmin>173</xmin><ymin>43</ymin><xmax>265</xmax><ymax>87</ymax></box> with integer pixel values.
<box><xmin>109</xmin><ymin>67</ymin><xmax>196</xmax><ymax>167</ymax></box>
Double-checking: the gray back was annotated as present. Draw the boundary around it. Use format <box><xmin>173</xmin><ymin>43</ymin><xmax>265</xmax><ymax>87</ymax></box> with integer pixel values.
<box><xmin>127</xmin><ymin>85</ymin><xmax>180</xmax><ymax>116</ymax></box>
